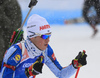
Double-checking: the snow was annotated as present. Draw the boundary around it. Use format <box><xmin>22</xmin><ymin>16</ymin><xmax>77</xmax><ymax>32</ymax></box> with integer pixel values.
<box><xmin>17</xmin><ymin>0</ymin><xmax>100</xmax><ymax>77</ymax></box>
<box><xmin>23</xmin><ymin>25</ymin><xmax>100</xmax><ymax>78</ymax></box>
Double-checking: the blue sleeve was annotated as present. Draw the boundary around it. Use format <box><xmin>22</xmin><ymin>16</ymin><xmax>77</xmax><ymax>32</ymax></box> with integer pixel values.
<box><xmin>47</xmin><ymin>45</ymin><xmax>63</xmax><ymax>70</ymax></box>
<box><xmin>1</xmin><ymin>44</ymin><xmax>22</xmax><ymax>78</ymax></box>
<box><xmin>44</xmin><ymin>45</ymin><xmax>76</xmax><ymax>78</ymax></box>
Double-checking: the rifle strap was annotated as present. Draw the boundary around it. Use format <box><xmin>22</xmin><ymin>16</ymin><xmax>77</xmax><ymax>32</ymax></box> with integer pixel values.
<box><xmin>20</xmin><ymin>40</ymin><xmax>25</xmax><ymax>55</ymax></box>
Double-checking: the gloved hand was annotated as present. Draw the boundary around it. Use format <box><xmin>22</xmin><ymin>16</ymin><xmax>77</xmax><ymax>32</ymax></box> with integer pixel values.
<box><xmin>72</xmin><ymin>50</ymin><xmax>87</xmax><ymax>69</ymax></box>
<box><xmin>25</xmin><ymin>56</ymin><xmax>44</xmax><ymax>77</ymax></box>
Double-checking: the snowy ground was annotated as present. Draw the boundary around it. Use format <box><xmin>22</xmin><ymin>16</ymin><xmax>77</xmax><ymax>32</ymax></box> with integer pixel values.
<box><xmin>23</xmin><ymin>24</ymin><xmax>100</xmax><ymax>78</ymax></box>
<box><xmin>18</xmin><ymin>1</ymin><xmax>100</xmax><ymax>77</ymax></box>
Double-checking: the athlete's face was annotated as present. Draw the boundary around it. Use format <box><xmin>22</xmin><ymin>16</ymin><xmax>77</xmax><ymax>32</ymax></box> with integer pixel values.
<box><xmin>30</xmin><ymin>33</ymin><xmax>51</xmax><ymax>50</ymax></box>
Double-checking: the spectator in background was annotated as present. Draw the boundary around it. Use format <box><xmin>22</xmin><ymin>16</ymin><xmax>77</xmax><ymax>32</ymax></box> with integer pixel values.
<box><xmin>0</xmin><ymin>0</ymin><xmax>22</xmax><ymax>68</ymax></box>
<box><xmin>82</xmin><ymin>0</ymin><xmax>100</xmax><ymax>37</ymax></box>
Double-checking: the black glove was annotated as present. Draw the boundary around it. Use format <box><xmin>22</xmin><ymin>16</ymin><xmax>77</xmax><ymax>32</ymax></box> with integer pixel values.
<box><xmin>25</xmin><ymin>56</ymin><xmax>44</xmax><ymax>77</ymax></box>
<box><xmin>28</xmin><ymin>0</ymin><xmax>38</xmax><ymax>8</ymax></box>
<box><xmin>72</xmin><ymin>50</ymin><xmax>87</xmax><ymax>69</ymax></box>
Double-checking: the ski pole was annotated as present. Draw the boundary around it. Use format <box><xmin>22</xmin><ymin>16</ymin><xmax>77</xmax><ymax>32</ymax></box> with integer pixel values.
<box><xmin>75</xmin><ymin>50</ymin><xmax>86</xmax><ymax>78</ymax></box>
<box><xmin>75</xmin><ymin>67</ymin><xmax>80</xmax><ymax>78</ymax></box>
<box><xmin>11</xmin><ymin>0</ymin><xmax>38</xmax><ymax>46</ymax></box>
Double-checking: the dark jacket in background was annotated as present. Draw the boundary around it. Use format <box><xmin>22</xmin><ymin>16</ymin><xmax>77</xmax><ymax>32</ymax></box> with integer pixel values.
<box><xmin>83</xmin><ymin>0</ymin><xmax>100</xmax><ymax>25</ymax></box>
<box><xmin>0</xmin><ymin>0</ymin><xmax>22</xmax><ymax>62</ymax></box>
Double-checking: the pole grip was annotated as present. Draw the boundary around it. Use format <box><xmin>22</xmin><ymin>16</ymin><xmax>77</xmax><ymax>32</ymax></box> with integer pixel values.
<box><xmin>28</xmin><ymin>0</ymin><xmax>38</xmax><ymax>8</ymax></box>
<box><xmin>75</xmin><ymin>50</ymin><xmax>86</xmax><ymax>78</ymax></box>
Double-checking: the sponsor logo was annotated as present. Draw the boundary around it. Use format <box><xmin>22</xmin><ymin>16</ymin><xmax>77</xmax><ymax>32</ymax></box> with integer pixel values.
<box><xmin>51</xmin><ymin>53</ymin><xmax>56</xmax><ymax>60</ymax></box>
<box><xmin>40</xmin><ymin>25</ymin><xmax>50</xmax><ymax>31</ymax></box>
<box><xmin>23</xmin><ymin>63</ymin><xmax>33</xmax><ymax>68</ymax></box>
<box><xmin>15</xmin><ymin>54</ymin><xmax>21</xmax><ymax>61</ymax></box>
<box><xmin>27</xmin><ymin>25</ymin><xmax>36</xmax><ymax>28</ymax></box>
<box><xmin>13</xmin><ymin>54</ymin><xmax>21</xmax><ymax>63</ymax></box>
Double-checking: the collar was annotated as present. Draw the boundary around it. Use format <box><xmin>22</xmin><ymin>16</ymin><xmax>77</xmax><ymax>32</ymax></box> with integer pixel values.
<box><xmin>25</xmin><ymin>38</ymin><xmax>44</xmax><ymax>58</ymax></box>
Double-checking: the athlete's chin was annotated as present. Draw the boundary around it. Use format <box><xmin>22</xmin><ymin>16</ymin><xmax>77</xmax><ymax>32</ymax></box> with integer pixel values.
<box><xmin>42</xmin><ymin>44</ymin><xmax>48</xmax><ymax>50</ymax></box>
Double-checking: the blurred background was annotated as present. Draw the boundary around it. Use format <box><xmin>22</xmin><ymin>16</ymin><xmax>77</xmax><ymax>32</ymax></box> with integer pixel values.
<box><xmin>17</xmin><ymin>0</ymin><xmax>84</xmax><ymax>25</ymax></box>
<box><xmin>18</xmin><ymin>0</ymin><xmax>100</xmax><ymax>78</ymax></box>
<box><xmin>0</xmin><ymin>0</ymin><xmax>99</xmax><ymax>78</ymax></box>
